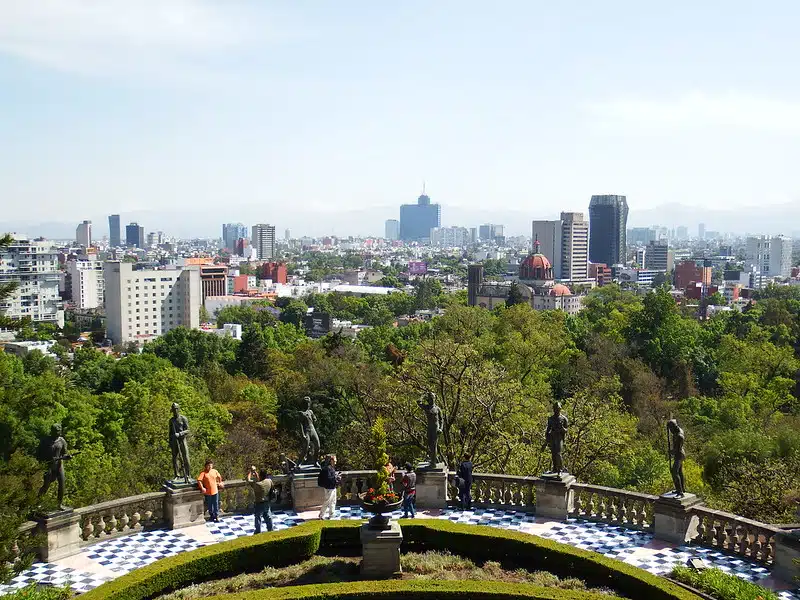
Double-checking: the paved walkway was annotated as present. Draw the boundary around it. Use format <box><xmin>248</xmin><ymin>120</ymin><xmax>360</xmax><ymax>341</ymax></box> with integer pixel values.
<box><xmin>1</xmin><ymin>507</ymin><xmax>797</xmax><ymax>599</ymax></box>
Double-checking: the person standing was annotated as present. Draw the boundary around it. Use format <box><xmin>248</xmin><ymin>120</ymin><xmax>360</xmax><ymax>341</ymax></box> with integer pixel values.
<box><xmin>197</xmin><ymin>459</ymin><xmax>224</xmax><ymax>522</ymax></box>
<box><xmin>246</xmin><ymin>466</ymin><xmax>274</xmax><ymax>534</ymax></box>
<box><xmin>401</xmin><ymin>463</ymin><xmax>417</xmax><ymax>518</ymax></box>
<box><xmin>317</xmin><ymin>454</ymin><xmax>338</xmax><ymax>519</ymax></box>
<box><xmin>457</xmin><ymin>454</ymin><xmax>474</xmax><ymax>510</ymax></box>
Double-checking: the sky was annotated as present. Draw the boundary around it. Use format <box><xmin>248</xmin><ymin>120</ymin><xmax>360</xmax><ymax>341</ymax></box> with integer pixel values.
<box><xmin>1</xmin><ymin>1</ymin><xmax>799</xmax><ymax>237</ymax></box>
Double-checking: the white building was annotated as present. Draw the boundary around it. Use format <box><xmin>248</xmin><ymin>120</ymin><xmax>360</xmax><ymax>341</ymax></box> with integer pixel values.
<box><xmin>103</xmin><ymin>261</ymin><xmax>201</xmax><ymax>345</ymax></box>
<box><xmin>251</xmin><ymin>224</ymin><xmax>276</xmax><ymax>260</ymax></box>
<box><xmin>430</xmin><ymin>226</ymin><xmax>469</xmax><ymax>247</ymax></box>
<box><xmin>532</xmin><ymin>212</ymin><xmax>589</xmax><ymax>281</ymax></box>
<box><xmin>385</xmin><ymin>219</ymin><xmax>400</xmax><ymax>241</ymax></box>
<box><xmin>745</xmin><ymin>235</ymin><xmax>792</xmax><ymax>279</ymax></box>
<box><xmin>67</xmin><ymin>259</ymin><xmax>105</xmax><ymax>309</ymax></box>
<box><xmin>0</xmin><ymin>236</ymin><xmax>64</xmax><ymax>327</ymax></box>
<box><xmin>76</xmin><ymin>220</ymin><xmax>92</xmax><ymax>248</ymax></box>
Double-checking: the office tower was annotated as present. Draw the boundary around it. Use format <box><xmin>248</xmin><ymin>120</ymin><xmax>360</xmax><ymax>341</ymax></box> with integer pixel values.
<box><xmin>469</xmin><ymin>228</ymin><xmax>478</xmax><ymax>244</ymax></box>
<box><xmin>399</xmin><ymin>191</ymin><xmax>441</xmax><ymax>241</ymax></box>
<box><xmin>628</xmin><ymin>227</ymin><xmax>656</xmax><ymax>245</ymax></box>
<box><xmin>385</xmin><ymin>219</ymin><xmax>400</xmax><ymax>241</ymax></box>
<box><xmin>698</xmin><ymin>223</ymin><xmax>706</xmax><ymax>240</ymax></box>
<box><xmin>126</xmin><ymin>223</ymin><xmax>145</xmax><ymax>248</ymax></box>
<box><xmin>589</xmin><ymin>194</ymin><xmax>629</xmax><ymax>266</ymax></box>
<box><xmin>746</xmin><ymin>235</ymin><xmax>792</xmax><ymax>278</ymax></box>
<box><xmin>108</xmin><ymin>214</ymin><xmax>121</xmax><ymax>247</ymax></box>
<box><xmin>676</xmin><ymin>225</ymin><xmax>688</xmax><ymax>240</ymax></box>
<box><xmin>467</xmin><ymin>264</ymin><xmax>484</xmax><ymax>307</ymax></box>
<box><xmin>199</xmin><ymin>264</ymin><xmax>228</xmax><ymax>301</ymax></box>
<box><xmin>479</xmin><ymin>224</ymin><xmax>504</xmax><ymax>242</ymax></box>
<box><xmin>643</xmin><ymin>240</ymin><xmax>673</xmax><ymax>272</ymax></box>
<box><xmin>222</xmin><ymin>223</ymin><xmax>248</xmax><ymax>251</ymax></box>
<box><xmin>67</xmin><ymin>258</ymin><xmax>105</xmax><ymax>309</ymax></box>
<box><xmin>560</xmin><ymin>212</ymin><xmax>589</xmax><ymax>280</ymax></box>
<box><xmin>234</xmin><ymin>238</ymin><xmax>250</xmax><ymax>257</ymax></box>
<box><xmin>0</xmin><ymin>236</ymin><xmax>64</xmax><ymax>326</ymax></box>
<box><xmin>531</xmin><ymin>220</ymin><xmax>562</xmax><ymax>276</ymax></box>
<box><xmin>103</xmin><ymin>261</ymin><xmax>201</xmax><ymax>344</ymax></box>
<box><xmin>75</xmin><ymin>220</ymin><xmax>92</xmax><ymax>247</ymax></box>
<box><xmin>251</xmin><ymin>224</ymin><xmax>276</xmax><ymax>260</ymax></box>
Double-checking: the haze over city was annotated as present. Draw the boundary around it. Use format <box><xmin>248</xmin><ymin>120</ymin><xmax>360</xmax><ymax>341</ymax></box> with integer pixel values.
<box><xmin>3</xmin><ymin>1</ymin><xmax>800</xmax><ymax>237</ymax></box>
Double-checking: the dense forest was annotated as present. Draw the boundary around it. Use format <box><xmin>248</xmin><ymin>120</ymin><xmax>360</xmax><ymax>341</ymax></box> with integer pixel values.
<box><xmin>2</xmin><ymin>283</ymin><xmax>800</xmax><ymax>567</ymax></box>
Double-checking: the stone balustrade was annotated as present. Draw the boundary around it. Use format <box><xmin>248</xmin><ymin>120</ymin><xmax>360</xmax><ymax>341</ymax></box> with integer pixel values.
<box><xmin>691</xmin><ymin>506</ymin><xmax>780</xmax><ymax>565</ymax></box>
<box><xmin>218</xmin><ymin>476</ymin><xmax>293</xmax><ymax>513</ymax></box>
<box><xmin>75</xmin><ymin>492</ymin><xmax>165</xmax><ymax>543</ymax></box>
<box><xmin>338</xmin><ymin>470</ymin><xmax>376</xmax><ymax>505</ymax></box>
<box><xmin>447</xmin><ymin>472</ymin><xmax>539</xmax><ymax>511</ymax></box>
<box><xmin>571</xmin><ymin>484</ymin><xmax>657</xmax><ymax>531</ymax></box>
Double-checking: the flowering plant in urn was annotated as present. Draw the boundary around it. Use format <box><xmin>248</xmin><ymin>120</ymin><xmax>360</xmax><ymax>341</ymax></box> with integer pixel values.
<box><xmin>361</xmin><ymin>418</ymin><xmax>400</xmax><ymax>526</ymax></box>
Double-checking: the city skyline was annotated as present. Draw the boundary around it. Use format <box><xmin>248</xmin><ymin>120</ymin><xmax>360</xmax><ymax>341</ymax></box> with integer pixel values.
<box><xmin>2</xmin><ymin>2</ymin><xmax>800</xmax><ymax>234</ymax></box>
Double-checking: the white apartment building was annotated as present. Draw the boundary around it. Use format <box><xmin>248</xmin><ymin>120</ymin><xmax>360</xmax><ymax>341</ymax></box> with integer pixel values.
<box><xmin>532</xmin><ymin>212</ymin><xmax>589</xmax><ymax>281</ymax></box>
<box><xmin>104</xmin><ymin>261</ymin><xmax>201</xmax><ymax>345</ymax></box>
<box><xmin>745</xmin><ymin>235</ymin><xmax>792</xmax><ymax>279</ymax></box>
<box><xmin>251</xmin><ymin>224</ymin><xmax>276</xmax><ymax>260</ymax></box>
<box><xmin>67</xmin><ymin>259</ymin><xmax>105</xmax><ymax>309</ymax></box>
<box><xmin>430</xmin><ymin>226</ymin><xmax>469</xmax><ymax>247</ymax></box>
<box><xmin>0</xmin><ymin>236</ymin><xmax>64</xmax><ymax>327</ymax></box>
<box><xmin>76</xmin><ymin>220</ymin><xmax>92</xmax><ymax>248</ymax></box>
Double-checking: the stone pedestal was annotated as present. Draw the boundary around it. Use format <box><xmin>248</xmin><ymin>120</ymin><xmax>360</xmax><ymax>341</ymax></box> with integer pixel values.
<box><xmin>534</xmin><ymin>475</ymin><xmax>576</xmax><ymax>520</ymax></box>
<box><xmin>37</xmin><ymin>510</ymin><xmax>82</xmax><ymax>561</ymax></box>
<box><xmin>415</xmin><ymin>468</ymin><xmax>448</xmax><ymax>508</ymax></box>
<box><xmin>163</xmin><ymin>483</ymin><xmax>205</xmax><ymax>529</ymax></box>
<box><xmin>773</xmin><ymin>529</ymin><xmax>800</xmax><ymax>583</ymax></box>
<box><xmin>291</xmin><ymin>472</ymin><xmax>326</xmax><ymax>512</ymax></box>
<box><xmin>653</xmin><ymin>493</ymin><xmax>703</xmax><ymax>544</ymax></box>
<box><xmin>360</xmin><ymin>521</ymin><xmax>403</xmax><ymax>578</ymax></box>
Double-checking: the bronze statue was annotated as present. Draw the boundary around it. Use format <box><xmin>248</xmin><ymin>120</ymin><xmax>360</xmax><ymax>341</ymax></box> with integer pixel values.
<box><xmin>298</xmin><ymin>397</ymin><xmax>320</xmax><ymax>467</ymax></box>
<box><xmin>169</xmin><ymin>403</ymin><xmax>191</xmax><ymax>484</ymax></box>
<box><xmin>543</xmin><ymin>402</ymin><xmax>568</xmax><ymax>475</ymax></box>
<box><xmin>38</xmin><ymin>423</ymin><xmax>72</xmax><ymax>511</ymax></box>
<box><xmin>279</xmin><ymin>452</ymin><xmax>297</xmax><ymax>474</ymax></box>
<box><xmin>418</xmin><ymin>392</ymin><xmax>443</xmax><ymax>467</ymax></box>
<box><xmin>667</xmin><ymin>419</ymin><xmax>686</xmax><ymax>497</ymax></box>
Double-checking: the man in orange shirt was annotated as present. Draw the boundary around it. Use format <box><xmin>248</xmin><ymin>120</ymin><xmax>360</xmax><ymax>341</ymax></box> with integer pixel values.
<box><xmin>197</xmin><ymin>459</ymin><xmax>224</xmax><ymax>522</ymax></box>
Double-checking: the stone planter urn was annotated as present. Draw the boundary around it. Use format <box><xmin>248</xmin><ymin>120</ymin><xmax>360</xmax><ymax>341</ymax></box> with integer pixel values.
<box><xmin>360</xmin><ymin>494</ymin><xmax>402</xmax><ymax>529</ymax></box>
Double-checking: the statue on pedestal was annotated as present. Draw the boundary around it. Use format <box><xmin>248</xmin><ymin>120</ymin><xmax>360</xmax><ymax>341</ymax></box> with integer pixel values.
<box><xmin>667</xmin><ymin>419</ymin><xmax>686</xmax><ymax>497</ymax></box>
<box><xmin>169</xmin><ymin>403</ymin><xmax>191</xmax><ymax>484</ymax></box>
<box><xmin>542</xmin><ymin>402</ymin><xmax>568</xmax><ymax>477</ymax></box>
<box><xmin>298</xmin><ymin>397</ymin><xmax>320</xmax><ymax>468</ymax></box>
<box><xmin>38</xmin><ymin>423</ymin><xmax>72</xmax><ymax>511</ymax></box>
<box><xmin>418</xmin><ymin>392</ymin><xmax>443</xmax><ymax>469</ymax></box>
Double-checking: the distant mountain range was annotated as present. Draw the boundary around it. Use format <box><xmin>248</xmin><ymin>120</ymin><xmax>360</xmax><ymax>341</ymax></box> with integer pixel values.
<box><xmin>3</xmin><ymin>201</ymin><xmax>799</xmax><ymax>240</ymax></box>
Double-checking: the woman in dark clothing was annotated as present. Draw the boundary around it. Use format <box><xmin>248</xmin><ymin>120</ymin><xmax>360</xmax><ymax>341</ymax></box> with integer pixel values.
<box><xmin>457</xmin><ymin>453</ymin><xmax>474</xmax><ymax>510</ymax></box>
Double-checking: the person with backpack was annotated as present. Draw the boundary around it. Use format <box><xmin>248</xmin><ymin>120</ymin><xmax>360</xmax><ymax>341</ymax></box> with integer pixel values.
<box><xmin>456</xmin><ymin>453</ymin><xmax>474</xmax><ymax>510</ymax></box>
<box><xmin>317</xmin><ymin>454</ymin><xmax>338</xmax><ymax>519</ymax></box>
<box><xmin>246</xmin><ymin>466</ymin><xmax>274</xmax><ymax>534</ymax></box>
<box><xmin>401</xmin><ymin>463</ymin><xmax>416</xmax><ymax>518</ymax></box>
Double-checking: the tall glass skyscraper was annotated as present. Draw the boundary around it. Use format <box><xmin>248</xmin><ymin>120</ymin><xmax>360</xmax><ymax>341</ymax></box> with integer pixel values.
<box><xmin>399</xmin><ymin>192</ymin><xmax>441</xmax><ymax>242</ymax></box>
<box><xmin>222</xmin><ymin>223</ymin><xmax>248</xmax><ymax>251</ymax></box>
<box><xmin>588</xmin><ymin>195</ymin><xmax>628</xmax><ymax>266</ymax></box>
<box><xmin>108</xmin><ymin>214</ymin><xmax>121</xmax><ymax>247</ymax></box>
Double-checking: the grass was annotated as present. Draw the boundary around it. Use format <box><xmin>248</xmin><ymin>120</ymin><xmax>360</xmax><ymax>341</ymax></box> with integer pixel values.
<box><xmin>0</xmin><ymin>585</ymin><xmax>72</xmax><ymax>600</ymax></box>
<box><xmin>157</xmin><ymin>552</ymin><xmax>620</xmax><ymax>600</ymax></box>
<box><xmin>669</xmin><ymin>566</ymin><xmax>778</xmax><ymax>600</ymax></box>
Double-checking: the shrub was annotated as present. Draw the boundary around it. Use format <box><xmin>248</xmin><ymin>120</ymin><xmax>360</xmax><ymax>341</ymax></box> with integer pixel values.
<box><xmin>0</xmin><ymin>584</ymin><xmax>71</xmax><ymax>600</ymax></box>
<box><xmin>670</xmin><ymin>566</ymin><xmax>778</xmax><ymax>600</ymax></box>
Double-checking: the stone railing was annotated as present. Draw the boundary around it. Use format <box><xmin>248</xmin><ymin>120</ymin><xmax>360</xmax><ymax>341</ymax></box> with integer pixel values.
<box><xmin>570</xmin><ymin>484</ymin><xmax>658</xmax><ymax>531</ymax></box>
<box><xmin>338</xmin><ymin>470</ymin><xmax>375</xmax><ymax>505</ymax></box>
<box><xmin>691</xmin><ymin>506</ymin><xmax>781</xmax><ymax>565</ymax></box>
<box><xmin>75</xmin><ymin>492</ymin><xmax>165</xmax><ymax>543</ymax></box>
<box><xmin>446</xmin><ymin>472</ymin><xmax>539</xmax><ymax>512</ymax></box>
<box><xmin>218</xmin><ymin>476</ymin><xmax>293</xmax><ymax>513</ymax></box>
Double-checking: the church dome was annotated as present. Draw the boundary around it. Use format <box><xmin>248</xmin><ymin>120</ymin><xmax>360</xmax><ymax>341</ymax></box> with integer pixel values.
<box><xmin>550</xmin><ymin>283</ymin><xmax>572</xmax><ymax>296</ymax></box>
<box><xmin>519</xmin><ymin>250</ymin><xmax>553</xmax><ymax>281</ymax></box>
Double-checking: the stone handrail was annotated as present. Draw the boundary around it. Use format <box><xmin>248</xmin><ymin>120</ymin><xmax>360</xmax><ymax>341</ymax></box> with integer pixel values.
<box><xmin>570</xmin><ymin>483</ymin><xmax>658</xmax><ymax>531</ymax></box>
<box><xmin>74</xmin><ymin>492</ymin><xmax>165</xmax><ymax>543</ymax></box>
<box><xmin>218</xmin><ymin>475</ymin><xmax>293</xmax><ymax>513</ymax></box>
<box><xmin>447</xmin><ymin>472</ymin><xmax>539</xmax><ymax>512</ymax></box>
<box><xmin>691</xmin><ymin>505</ymin><xmax>780</xmax><ymax>565</ymax></box>
<box><xmin>338</xmin><ymin>470</ymin><xmax>376</xmax><ymax>505</ymax></box>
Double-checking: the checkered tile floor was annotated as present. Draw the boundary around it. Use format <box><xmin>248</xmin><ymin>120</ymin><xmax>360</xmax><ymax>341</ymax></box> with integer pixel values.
<box><xmin>1</xmin><ymin>508</ymin><xmax>797</xmax><ymax>599</ymax></box>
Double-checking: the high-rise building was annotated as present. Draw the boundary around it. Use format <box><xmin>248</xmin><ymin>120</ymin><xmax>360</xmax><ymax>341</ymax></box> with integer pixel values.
<box><xmin>66</xmin><ymin>259</ymin><xmax>105</xmax><ymax>309</ymax></box>
<box><xmin>251</xmin><ymin>224</ymin><xmax>276</xmax><ymax>260</ymax></box>
<box><xmin>222</xmin><ymin>223</ymin><xmax>248</xmax><ymax>251</ymax></box>
<box><xmin>479</xmin><ymin>224</ymin><xmax>504</xmax><ymax>243</ymax></box>
<box><xmin>399</xmin><ymin>191</ymin><xmax>441</xmax><ymax>242</ymax></box>
<box><xmin>589</xmin><ymin>194</ymin><xmax>629</xmax><ymax>266</ymax></box>
<box><xmin>199</xmin><ymin>264</ymin><xmax>228</xmax><ymax>301</ymax></box>
<box><xmin>285</xmin><ymin>229</ymin><xmax>291</xmax><ymax>241</ymax></box>
<box><xmin>628</xmin><ymin>227</ymin><xmax>656</xmax><ymax>245</ymax></box>
<box><xmin>108</xmin><ymin>214</ymin><xmax>121</xmax><ymax>247</ymax></box>
<box><xmin>126</xmin><ymin>223</ymin><xmax>145</xmax><ymax>248</ymax></box>
<box><xmin>745</xmin><ymin>235</ymin><xmax>792</xmax><ymax>278</ymax></box>
<box><xmin>676</xmin><ymin>225</ymin><xmax>689</xmax><ymax>240</ymax></box>
<box><xmin>467</xmin><ymin>264</ymin><xmax>484</xmax><ymax>307</ymax></box>
<box><xmin>430</xmin><ymin>226</ymin><xmax>469</xmax><ymax>247</ymax></box>
<box><xmin>642</xmin><ymin>240</ymin><xmax>673</xmax><ymax>272</ymax></box>
<box><xmin>385</xmin><ymin>219</ymin><xmax>400</xmax><ymax>241</ymax></box>
<box><xmin>469</xmin><ymin>228</ymin><xmax>478</xmax><ymax>244</ymax></box>
<box><xmin>76</xmin><ymin>220</ymin><xmax>92</xmax><ymax>248</ymax></box>
<box><xmin>146</xmin><ymin>231</ymin><xmax>164</xmax><ymax>248</ymax></box>
<box><xmin>560</xmin><ymin>212</ymin><xmax>589</xmax><ymax>280</ymax></box>
<box><xmin>103</xmin><ymin>261</ymin><xmax>201</xmax><ymax>344</ymax></box>
<box><xmin>0</xmin><ymin>236</ymin><xmax>64</xmax><ymax>326</ymax></box>
<box><xmin>531</xmin><ymin>220</ymin><xmax>562</xmax><ymax>277</ymax></box>
<box><xmin>698</xmin><ymin>223</ymin><xmax>706</xmax><ymax>240</ymax></box>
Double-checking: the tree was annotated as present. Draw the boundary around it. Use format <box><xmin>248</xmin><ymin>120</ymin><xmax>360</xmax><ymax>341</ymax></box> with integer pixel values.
<box><xmin>0</xmin><ymin>234</ymin><xmax>20</xmax><ymax>331</ymax></box>
<box><xmin>505</xmin><ymin>282</ymin><xmax>526</xmax><ymax>307</ymax></box>
<box><xmin>279</xmin><ymin>300</ymin><xmax>309</xmax><ymax>328</ymax></box>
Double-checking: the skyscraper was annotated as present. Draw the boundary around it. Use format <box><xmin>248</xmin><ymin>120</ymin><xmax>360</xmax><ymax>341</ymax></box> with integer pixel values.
<box><xmin>589</xmin><ymin>195</ymin><xmax>628</xmax><ymax>266</ymax></box>
<box><xmin>560</xmin><ymin>212</ymin><xmax>589</xmax><ymax>280</ymax></box>
<box><xmin>251</xmin><ymin>224</ymin><xmax>276</xmax><ymax>260</ymax></box>
<box><xmin>126</xmin><ymin>223</ymin><xmax>145</xmax><ymax>248</ymax></box>
<box><xmin>399</xmin><ymin>191</ymin><xmax>441</xmax><ymax>242</ymax></box>
<box><xmin>76</xmin><ymin>220</ymin><xmax>92</xmax><ymax>247</ymax></box>
<box><xmin>746</xmin><ymin>235</ymin><xmax>792</xmax><ymax>278</ymax></box>
<box><xmin>222</xmin><ymin>223</ymin><xmax>248</xmax><ymax>251</ymax></box>
<box><xmin>385</xmin><ymin>219</ymin><xmax>400</xmax><ymax>241</ymax></box>
<box><xmin>108</xmin><ymin>214</ymin><xmax>121</xmax><ymax>247</ymax></box>
<box><xmin>531</xmin><ymin>220</ymin><xmax>562</xmax><ymax>276</ymax></box>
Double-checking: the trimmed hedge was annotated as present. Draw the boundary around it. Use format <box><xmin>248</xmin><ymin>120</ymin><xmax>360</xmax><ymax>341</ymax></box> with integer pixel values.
<box><xmin>80</xmin><ymin>520</ymin><xmax>703</xmax><ymax>600</ymax></box>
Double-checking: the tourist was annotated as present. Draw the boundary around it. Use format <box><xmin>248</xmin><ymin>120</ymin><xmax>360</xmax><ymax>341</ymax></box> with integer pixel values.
<box><xmin>386</xmin><ymin>459</ymin><xmax>396</xmax><ymax>485</ymax></box>
<box><xmin>401</xmin><ymin>462</ymin><xmax>416</xmax><ymax>518</ymax></box>
<box><xmin>197</xmin><ymin>459</ymin><xmax>224</xmax><ymax>522</ymax></box>
<box><xmin>246</xmin><ymin>465</ymin><xmax>274</xmax><ymax>533</ymax></box>
<box><xmin>317</xmin><ymin>454</ymin><xmax>338</xmax><ymax>520</ymax></box>
<box><xmin>457</xmin><ymin>453</ymin><xmax>474</xmax><ymax>510</ymax></box>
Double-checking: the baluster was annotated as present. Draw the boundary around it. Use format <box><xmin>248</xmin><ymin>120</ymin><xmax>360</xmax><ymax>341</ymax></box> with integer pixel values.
<box><xmin>119</xmin><ymin>512</ymin><xmax>130</xmax><ymax>532</ymax></box>
<box><xmin>106</xmin><ymin>513</ymin><xmax>118</xmax><ymax>534</ymax></box>
<box><xmin>739</xmin><ymin>526</ymin><xmax>751</xmax><ymax>556</ymax></box>
<box><xmin>504</xmin><ymin>482</ymin><xmax>512</xmax><ymax>505</ymax></box>
<box><xmin>82</xmin><ymin>517</ymin><xmax>93</xmax><ymax>541</ymax></box>
<box><xmin>714</xmin><ymin>518</ymin><xmax>727</xmax><ymax>547</ymax></box>
<box><xmin>94</xmin><ymin>516</ymin><xmax>106</xmax><ymax>539</ymax></box>
<box><xmin>512</xmin><ymin>483</ymin><xmax>522</xmax><ymax>506</ymax></box>
<box><xmin>696</xmin><ymin>514</ymin><xmax>707</xmax><ymax>540</ymax></box>
<box><xmin>130</xmin><ymin>511</ymin><xmax>141</xmax><ymax>529</ymax></box>
<box><xmin>598</xmin><ymin>494</ymin><xmax>607</xmax><ymax>520</ymax></box>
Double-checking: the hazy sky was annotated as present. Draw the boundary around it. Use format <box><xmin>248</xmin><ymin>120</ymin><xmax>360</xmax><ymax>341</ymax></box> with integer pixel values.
<box><xmin>2</xmin><ymin>1</ymin><xmax>799</xmax><ymax>236</ymax></box>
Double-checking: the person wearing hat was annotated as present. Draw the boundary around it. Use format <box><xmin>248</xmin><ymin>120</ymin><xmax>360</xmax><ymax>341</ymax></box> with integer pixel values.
<box><xmin>169</xmin><ymin>402</ymin><xmax>191</xmax><ymax>484</ymax></box>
